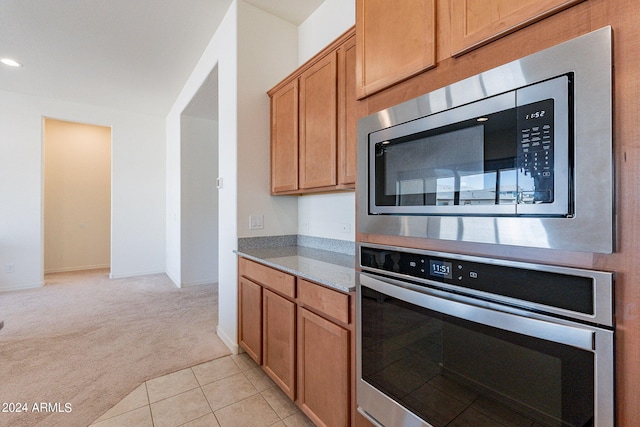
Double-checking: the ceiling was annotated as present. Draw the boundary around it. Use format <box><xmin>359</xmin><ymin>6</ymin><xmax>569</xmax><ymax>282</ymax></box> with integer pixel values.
<box><xmin>0</xmin><ymin>0</ymin><xmax>324</xmax><ymax>117</ymax></box>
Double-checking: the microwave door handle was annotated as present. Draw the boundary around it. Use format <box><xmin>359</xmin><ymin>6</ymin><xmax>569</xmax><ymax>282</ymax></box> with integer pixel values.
<box><xmin>358</xmin><ymin>273</ymin><xmax>595</xmax><ymax>351</ymax></box>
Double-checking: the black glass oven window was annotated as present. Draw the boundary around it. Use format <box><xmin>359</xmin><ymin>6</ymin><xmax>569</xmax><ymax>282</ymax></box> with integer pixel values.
<box><xmin>360</xmin><ymin>286</ymin><xmax>594</xmax><ymax>427</ymax></box>
<box><xmin>374</xmin><ymin>108</ymin><xmax>517</xmax><ymax>208</ymax></box>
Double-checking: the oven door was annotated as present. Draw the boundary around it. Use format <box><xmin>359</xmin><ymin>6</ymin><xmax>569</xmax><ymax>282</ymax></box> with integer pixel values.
<box><xmin>357</xmin><ymin>273</ymin><xmax>614</xmax><ymax>427</ymax></box>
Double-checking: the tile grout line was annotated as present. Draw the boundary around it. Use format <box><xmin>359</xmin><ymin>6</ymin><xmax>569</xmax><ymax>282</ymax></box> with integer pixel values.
<box><xmin>144</xmin><ymin>381</ymin><xmax>154</xmax><ymax>427</ymax></box>
<box><xmin>92</xmin><ymin>354</ymin><xmax>314</xmax><ymax>427</ymax></box>
<box><xmin>190</xmin><ymin>366</ymin><xmax>220</xmax><ymax>427</ymax></box>
<box><xmin>88</xmin><ymin>382</ymin><xmax>152</xmax><ymax>426</ymax></box>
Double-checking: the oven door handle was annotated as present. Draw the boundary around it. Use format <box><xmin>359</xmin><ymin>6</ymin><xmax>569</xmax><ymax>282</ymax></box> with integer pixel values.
<box><xmin>359</xmin><ymin>273</ymin><xmax>595</xmax><ymax>351</ymax></box>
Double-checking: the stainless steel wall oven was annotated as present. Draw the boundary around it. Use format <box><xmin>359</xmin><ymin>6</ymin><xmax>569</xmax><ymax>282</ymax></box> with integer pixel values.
<box><xmin>356</xmin><ymin>27</ymin><xmax>614</xmax><ymax>253</ymax></box>
<box><xmin>356</xmin><ymin>243</ymin><xmax>615</xmax><ymax>427</ymax></box>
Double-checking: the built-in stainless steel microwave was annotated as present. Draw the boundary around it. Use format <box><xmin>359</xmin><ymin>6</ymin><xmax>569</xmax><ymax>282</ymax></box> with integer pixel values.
<box><xmin>370</xmin><ymin>75</ymin><xmax>570</xmax><ymax>217</ymax></box>
<box><xmin>357</xmin><ymin>27</ymin><xmax>614</xmax><ymax>253</ymax></box>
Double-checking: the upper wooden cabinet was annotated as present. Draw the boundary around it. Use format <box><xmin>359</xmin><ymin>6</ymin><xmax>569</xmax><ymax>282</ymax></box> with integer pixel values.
<box><xmin>338</xmin><ymin>36</ymin><xmax>358</xmax><ymax>185</ymax></box>
<box><xmin>268</xmin><ymin>27</ymin><xmax>356</xmax><ymax>195</ymax></box>
<box><xmin>355</xmin><ymin>0</ymin><xmax>437</xmax><ymax>98</ymax></box>
<box><xmin>299</xmin><ymin>51</ymin><xmax>338</xmax><ymax>190</ymax></box>
<box><xmin>355</xmin><ymin>0</ymin><xmax>585</xmax><ymax>99</ymax></box>
<box><xmin>450</xmin><ymin>0</ymin><xmax>585</xmax><ymax>55</ymax></box>
<box><xmin>270</xmin><ymin>80</ymin><xmax>299</xmax><ymax>193</ymax></box>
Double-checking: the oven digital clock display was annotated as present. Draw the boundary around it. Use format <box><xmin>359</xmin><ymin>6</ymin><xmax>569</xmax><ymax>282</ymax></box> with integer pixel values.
<box><xmin>429</xmin><ymin>260</ymin><xmax>452</xmax><ymax>279</ymax></box>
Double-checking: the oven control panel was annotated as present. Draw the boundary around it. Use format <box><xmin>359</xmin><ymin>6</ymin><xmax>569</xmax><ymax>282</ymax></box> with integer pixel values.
<box><xmin>360</xmin><ymin>245</ymin><xmax>595</xmax><ymax>316</ymax></box>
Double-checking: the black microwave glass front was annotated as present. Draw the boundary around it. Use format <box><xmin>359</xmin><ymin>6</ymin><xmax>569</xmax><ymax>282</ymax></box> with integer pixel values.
<box><xmin>368</xmin><ymin>75</ymin><xmax>571</xmax><ymax>217</ymax></box>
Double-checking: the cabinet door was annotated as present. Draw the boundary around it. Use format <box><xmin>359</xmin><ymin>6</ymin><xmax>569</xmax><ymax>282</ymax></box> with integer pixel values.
<box><xmin>356</xmin><ymin>0</ymin><xmax>436</xmax><ymax>98</ymax></box>
<box><xmin>338</xmin><ymin>35</ymin><xmax>357</xmax><ymax>186</ymax></box>
<box><xmin>238</xmin><ymin>277</ymin><xmax>262</xmax><ymax>364</ymax></box>
<box><xmin>263</xmin><ymin>289</ymin><xmax>296</xmax><ymax>400</ymax></box>
<box><xmin>451</xmin><ymin>0</ymin><xmax>584</xmax><ymax>55</ymax></box>
<box><xmin>298</xmin><ymin>308</ymin><xmax>350</xmax><ymax>427</ymax></box>
<box><xmin>299</xmin><ymin>50</ymin><xmax>338</xmax><ymax>190</ymax></box>
<box><xmin>270</xmin><ymin>79</ymin><xmax>299</xmax><ymax>193</ymax></box>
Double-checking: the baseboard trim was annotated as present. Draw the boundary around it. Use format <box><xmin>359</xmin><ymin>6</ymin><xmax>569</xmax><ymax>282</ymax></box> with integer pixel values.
<box><xmin>216</xmin><ymin>325</ymin><xmax>239</xmax><ymax>355</ymax></box>
<box><xmin>0</xmin><ymin>282</ymin><xmax>43</xmax><ymax>293</ymax></box>
<box><xmin>109</xmin><ymin>269</ymin><xmax>165</xmax><ymax>280</ymax></box>
<box><xmin>45</xmin><ymin>264</ymin><xmax>110</xmax><ymax>274</ymax></box>
<box><xmin>181</xmin><ymin>279</ymin><xmax>218</xmax><ymax>287</ymax></box>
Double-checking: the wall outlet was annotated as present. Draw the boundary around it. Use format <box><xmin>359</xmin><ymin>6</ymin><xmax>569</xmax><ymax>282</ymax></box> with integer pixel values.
<box><xmin>340</xmin><ymin>223</ymin><xmax>351</xmax><ymax>233</ymax></box>
<box><xmin>5</xmin><ymin>264</ymin><xmax>15</xmax><ymax>273</ymax></box>
<box><xmin>249</xmin><ymin>214</ymin><xmax>264</xmax><ymax>230</ymax></box>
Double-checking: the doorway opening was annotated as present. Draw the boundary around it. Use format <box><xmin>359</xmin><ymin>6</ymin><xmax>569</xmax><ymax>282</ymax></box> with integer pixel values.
<box><xmin>43</xmin><ymin>118</ymin><xmax>112</xmax><ymax>277</ymax></box>
<box><xmin>180</xmin><ymin>66</ymin><xmax>219</xmax><ymax>286</ymax></box>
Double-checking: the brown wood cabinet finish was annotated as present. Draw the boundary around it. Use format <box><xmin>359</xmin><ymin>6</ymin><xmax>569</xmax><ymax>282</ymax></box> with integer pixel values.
<box><xmin>298</xmin><ymin>308</ymin><xmax>350</xmax><ymax>427</ymax></box>
<box><xmin>238</xmin><ymin>277</ymin><xmax>262</xmax><ymax>364</ymax></box>
<box><xmin>238</xmin><ymin>258</ymin><xmax>297</xmax><ymax>399</ymax></box>
<box><xmin>268</xmin><ymin>27</ymin><xmax>356</xmax><ymax>195</ymax></box>
<box><xmin>338</xmin><ymin>35</ymin><xmax>358</xmax><ymax>185</ymax></box>
<box><xmin>298</xmin><ymin>278</ymin><xmax>350</xmax><ymax>325</ymax></box>
<box><xmin>355</xmin><ymin>0</ymin><xmax>436</xmax><ymax>98</ymax></box>
<box><xmin>299</xmin><ymin>51</ymin><xmax>338</xmax><ymax>189</ymax></box>
<box><xmin>450</xmin><ymin>0</ymin><xmax>585</xmax><ymax>55</ymax></box>
<box><xmin>239</xmin><ymin>258</ymin><xmax>295</xmax><ymax>298</ymax></box>
<box><xmin>270</xmin><ymin>80</ymin><xmax>299</xmax><ymax>193</ymax></box>
<box><xmin>355</xmin><ymin>0</ymin><xmax>582</xmax><ymax>99</ymax></box>
<box><xmin>238</xmin><ymin>256</ymin><xmax>356</xmax><ymax>425</ymax></box>
<box><xmin>262</xmin><ymin>288</ymin><xmax>297</xmax><ymax>400</ymax></box>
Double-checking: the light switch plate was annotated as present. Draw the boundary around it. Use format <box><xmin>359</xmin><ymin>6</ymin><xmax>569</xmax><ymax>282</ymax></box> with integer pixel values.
<box><xmin>249</xmin><ymin>214</ymin><xmax>264</xmax><ymax>230</ymax></box>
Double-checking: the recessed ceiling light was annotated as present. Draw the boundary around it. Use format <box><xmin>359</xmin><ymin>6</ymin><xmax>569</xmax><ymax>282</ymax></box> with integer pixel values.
<box><xmin>1</xmin><ymin>58</ymin><xmax>23</xmax><ymax>67</ymax></box>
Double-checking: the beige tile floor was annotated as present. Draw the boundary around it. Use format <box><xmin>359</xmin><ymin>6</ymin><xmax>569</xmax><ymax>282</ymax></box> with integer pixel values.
<box><xmin>89</xmin><ymin>353</ymin><xmax>315</xmax><ymax>427</ymax></box>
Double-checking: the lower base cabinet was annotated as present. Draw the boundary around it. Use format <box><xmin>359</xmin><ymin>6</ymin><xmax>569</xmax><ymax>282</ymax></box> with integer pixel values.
<box><xmin>238</xmin><ymin>257</ymin><xmax>355</xmax><ymax>426</ymax></box>
<box><xmin>238</xmin><ymin>277</ymin><xmax>262</xmax><ymax>364</ymax></box>
<box><xmin>298</xmin><ymin>308</ymin><xmax>350</xmax><ymax>427</ymax></box>
<box><xmin>263</xmin><ymin>288</ymin><xmax>297</xmax><ymax>400</ymax></box>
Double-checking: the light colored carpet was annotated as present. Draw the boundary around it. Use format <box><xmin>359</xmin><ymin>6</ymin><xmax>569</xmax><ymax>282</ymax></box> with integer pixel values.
<box><xmin>0</xmin><ymin>269</ymin><xmax>231</xmax><ymax>427</ymax></box>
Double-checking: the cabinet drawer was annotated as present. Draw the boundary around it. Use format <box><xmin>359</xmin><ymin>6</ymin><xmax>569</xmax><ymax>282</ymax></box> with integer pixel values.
<box><xmin>298</xmin><ymin>279</ymin><xmax>349</xmax><ymax>324</ymax></box>
<box><xmin>239</xmin><ymin>258</ymin><xmax>296</xmax><ymax>298</ymax></box>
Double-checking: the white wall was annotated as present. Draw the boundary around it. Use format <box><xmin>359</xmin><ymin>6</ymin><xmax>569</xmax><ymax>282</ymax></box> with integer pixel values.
<box><xmin>0</xmin><ymin>89</ymin><xmax>165</xmax><ymax>291</ymax></box>
<box><xmin>298</xmin><ymin>0</ymin><xmax>356</xmax><ymax>64</ymax></box>
<box><xmin>181</xmin><ymin>116</ymin><xmax>219</xmax><ymax>286</ymax></box>
<box><xmin>166</xmin><ymin>1</ymin><xmax>238</xmax><ymax>349</ymax></box>
<box><xmin>297</xmin><ymin>0</ymin><xmax>356</xmax><ymax>241</ymax></box>
<box><xmin>167</xmin><ymin>0</ymin><xmax>303</xmax><ymax>352</ymax></box>
<box><xmin>298</xmin><ymin>193</ymin><xmax>356</xmax><ymax>240</ymax></box>
<box><xmin>237</xmin><ymin>2</ymin><xmax>298</xmax><ymax>239</ymax></box>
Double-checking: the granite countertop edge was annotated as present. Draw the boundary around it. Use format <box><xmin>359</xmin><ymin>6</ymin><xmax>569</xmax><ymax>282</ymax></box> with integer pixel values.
<box><xmin>235</xmin><ymin>246</ymin><xmax>356</xmax><ymax>293</ymax></box>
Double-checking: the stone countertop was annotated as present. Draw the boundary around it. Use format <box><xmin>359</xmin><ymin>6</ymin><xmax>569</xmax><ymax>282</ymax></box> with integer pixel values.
<box><xmin>235</xmin><ymin>246</ymin><xmax>356</xmax><ymax>293</ymax></box>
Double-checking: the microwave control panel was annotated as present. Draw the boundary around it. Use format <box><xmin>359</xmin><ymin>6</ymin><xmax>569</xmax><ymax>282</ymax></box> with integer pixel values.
<box><xmin>517</xmin><ymin>98</ymin><xmax>555</xmax><ymax>203</ymax></box>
